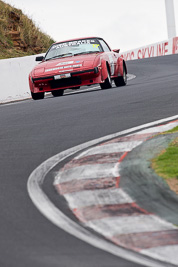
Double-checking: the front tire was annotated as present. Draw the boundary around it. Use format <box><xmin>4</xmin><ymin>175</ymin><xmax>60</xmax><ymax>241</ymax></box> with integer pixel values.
<box><xmin>114</xmin><ymin>65</ymin><xmax>127</xmax><ymax>87</ymax></box>
<box><xmin>100</xmin><ymin>65</ymin><xmax>112</xmax><ymax>89</ymax></box>
<box><xmin>31</xmin><ymin>92</ymin><xmax>44</xmax><ymax>100</ymax></box>
<box><xmin>51</xmin><ymin>89</ymin><xmax>64</xmax><ymax>97</ymax></box>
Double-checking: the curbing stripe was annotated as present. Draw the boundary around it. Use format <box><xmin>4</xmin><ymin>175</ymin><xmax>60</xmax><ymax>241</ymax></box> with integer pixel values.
<box><xmin>75</xmin><ymin>141</ymin><xmax>142</xmax><ymax>159</ymax></box>
<box><xmin>54</xmin><ymin>119</ymin><xmax>178</xmax><ymax>265</ymax></box>
<box><xmin>102</xmin><ymin>132</ymin><xmax>154</xmax><ymax>145</ymax></box>
<box><xmin>61</xmin><ymin>152</ymin><xmax>124</xmax><ymax>169</ymax></box>
<box><xmin>112</xmin><ymin>229</ymin><xmax>178</xmax><ymax>251</ymax></box>
<box><xmin>65</xmin><ymin>188</ymin><xmax>133</xmax><ymax>209</ymax></box>
<box><xmin>55</xmin><ymin>163</ymin><xmax>117</xmax><ymax>183</ymax></box>
<box><xmin>86</xmin><ymin>215</ymin><xmax>176</xmax><ymax>238</ymax></box>
<box><xmin>28</xmin><ymin>115</ymin><xmax>178</xmax><ymax>267</ymax></box>
<box><xmin>73</xmin><ymin>203</ymin><xmax>150</xmax><ymax>222</ymax></box>
<box><xmin>55</xmin><ymin>177</ymin><xmax>118</xmax><ymax>195</ymax></box>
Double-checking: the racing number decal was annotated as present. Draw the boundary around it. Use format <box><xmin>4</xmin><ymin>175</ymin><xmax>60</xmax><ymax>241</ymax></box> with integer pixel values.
<box><xmin>93</xmin><ymin>44</ymin><xmax>100</xmax><ymax>48</ymax></box>
<box><xmin>52</xmin><ymin>39</ymin><xmax>100</xmax><ymax>50</ymax></box>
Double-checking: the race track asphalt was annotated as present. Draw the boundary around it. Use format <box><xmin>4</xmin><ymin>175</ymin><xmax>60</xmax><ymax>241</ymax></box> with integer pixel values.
<box><xmin>0</xmin><ymin>54</ymin><xmax>178</xmax><ymax>267</ymax></box>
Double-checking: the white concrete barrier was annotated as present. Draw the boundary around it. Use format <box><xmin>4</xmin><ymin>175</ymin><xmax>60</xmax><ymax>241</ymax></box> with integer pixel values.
<box><xmin>0</xmin><ymin>54</ymin><xmax>44</xmax><ymax>104</ymax></box>
<box><xmin>120</xmin><ymin>36</ymin><xmax>178</xmax><ymax>61</ymax></box>
<box><xmin>0</xmin><ymin>36</ymin><xmax>178</xmax><ymax>103</ymax></box>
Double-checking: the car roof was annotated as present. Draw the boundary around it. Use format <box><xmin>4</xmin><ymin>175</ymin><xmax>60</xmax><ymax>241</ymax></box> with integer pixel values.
<box><xmin>53</xmin><ymin>37</ymin><xmax>103</xmax><ymax>45</ymax></box>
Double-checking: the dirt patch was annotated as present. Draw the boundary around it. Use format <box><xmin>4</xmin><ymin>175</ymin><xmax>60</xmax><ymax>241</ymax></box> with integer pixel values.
<box><xmin>166</xmin><ymin>178</ymin><xmax>178</xmax><ymax>194</ymax></box>
<box><xmin>0</xmin><ymin>0</ymin><xmax>54</xmax><ymax>58</ymax></box>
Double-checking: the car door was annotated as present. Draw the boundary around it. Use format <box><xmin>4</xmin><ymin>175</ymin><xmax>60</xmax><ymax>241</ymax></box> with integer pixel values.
<box><xmin>99</xmin><ymin>39</ymin><xmax>117</xmax><ymax>76</ymax></box>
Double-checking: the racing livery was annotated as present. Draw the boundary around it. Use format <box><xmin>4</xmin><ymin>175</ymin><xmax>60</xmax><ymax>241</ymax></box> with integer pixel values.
<box><xmin>29</xmin><ymin>37</ymin><xmax>127</xmax><ymax>100</ymax></box>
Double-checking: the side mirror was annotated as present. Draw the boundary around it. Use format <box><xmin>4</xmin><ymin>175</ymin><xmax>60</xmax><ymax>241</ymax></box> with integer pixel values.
<box><xmin>113</xmin><ymin>49</ymin><xmax>120</xmax><ymax>53</ymax></box>
<box><xmin>36</xmin><ymin>56</ymin><xmax>44</xmax><ymax>61</ymax></box>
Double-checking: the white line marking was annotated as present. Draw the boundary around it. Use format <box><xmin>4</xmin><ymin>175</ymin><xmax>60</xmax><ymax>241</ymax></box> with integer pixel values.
<box><xmin>135</xmin><ymin>121</ymin><xmax>178</xmax><ymax>135</ymax></box>
<box><xmin>141</xmin><ymin>245</ymin><xmax>178</xmax><ymax>266</ymax></box>
<box><xmin>127</xmin><ymin>74</ymin><xmax>136</xmax><ymax>80</ymax></box>
<box><xmin>75</xmin><ymin>141</ymin><xmax>143</xmax><ymax>159</ymax></box>
<box><xmin>27</xmin><ymin>114</ymin><xmax>178</xmax><ymax>267</ymax></box>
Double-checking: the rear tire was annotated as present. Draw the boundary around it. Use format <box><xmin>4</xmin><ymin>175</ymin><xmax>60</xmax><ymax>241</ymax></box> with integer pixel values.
<box><xmin>114</xmin><ymin>65</ymin><xmax>127</xmax><ymax>87</ymax></box>
<box><xmin>100</xmin><ymin>65</ymin><xmax>112</xmax><ymax>89</ymax></box>
<box><xmin>52</xmin><ymin>89</ymin><xmax>64</xmax><ymax>97</ymax></box>
<box><xmin>31</xmin><ymin>92</ymin><xmax>44</xmax><ymax>100</ymax></box>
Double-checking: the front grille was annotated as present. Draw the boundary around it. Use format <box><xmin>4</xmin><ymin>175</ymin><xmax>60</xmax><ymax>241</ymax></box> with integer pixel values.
<box><xmin>49</xmin><ymin>77</ymin><xmax>81</xmax><ymax>89</ymax></box>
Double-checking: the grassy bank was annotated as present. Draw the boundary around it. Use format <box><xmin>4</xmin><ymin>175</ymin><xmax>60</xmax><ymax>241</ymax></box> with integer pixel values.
<box><xmin>152</xmin><ymin>126</ymin><xmax>178</xmax><ymax>194</ymax></box>
<box><xmin>0</xmin><ymin>0</ymin><xmax>55</xmax><ymax>59</ymax></box>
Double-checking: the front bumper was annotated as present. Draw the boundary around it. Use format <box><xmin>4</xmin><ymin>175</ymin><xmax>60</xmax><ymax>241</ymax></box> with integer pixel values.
<box><xmin>30</xmin><ymin>67</ymin><xmax>101</xmax><ymax>93</ymax></box>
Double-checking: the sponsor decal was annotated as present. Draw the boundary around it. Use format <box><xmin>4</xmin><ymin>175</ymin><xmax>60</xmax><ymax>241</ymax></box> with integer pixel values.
<box><xmin>64</xmin><ymin>65</ymin><xmax>72</xmax><ymax>69</ymax></box>
<box><xmin>56</xmin><ymin>61</ymin><xmax>74</xmax><ymax>66</ymax></box>
<box><xmin>121</xmin><ymin>40</ymin><xmax>170</xmax><ymax>61</ymax></box>
<box><xmin>172</xmin><ymin>37</ymin><xmax>178</xmax><ymax>54</ymax></box>
<box><xmin>45</xmin><ymin>67</ymin><xmax>62</xmax><ymax>72</ymax></box>
<box><xmin>73</xmin><ymin>64</ymin><xmax>82</xmax><ymax>68</ymax></box>
<box><xmin>51</xmin><ymin>39</ymin><xmax>96</xmax><ymax>50</ymax></box>
<box><xmin>45</xmin><ymin>64</ymin><xmax>82</xmax><ymax>73</ymax></box>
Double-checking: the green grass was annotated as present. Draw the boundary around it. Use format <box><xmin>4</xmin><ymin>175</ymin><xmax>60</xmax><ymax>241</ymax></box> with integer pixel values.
<box><xmin>152</xmin><ymin>137</ymin><xmax>178</xmax><ymax>180</ymax></box>
<box><xmin>163</xmin><ymin>126</ymin><xmax>178</xmax><ymax>134</ymax></box>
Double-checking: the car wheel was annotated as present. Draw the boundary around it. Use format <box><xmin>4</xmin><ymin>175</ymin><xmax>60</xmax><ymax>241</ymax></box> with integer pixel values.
<box><xmin>114</xmin><ymin>65</ymin><xmax>127</xmax><ymax>87</ymax></box>
<box><xmin>51</xmin><ymin>89</ymin><xmax>64</xmax><ymax>97</ymax></box>
<box><xmin>31</xmin><ymin>92</ymin><xmax>44</xmax><ymax>100</ymax></box>
<box><xmin>100</xmin><ymin>65</ymin><xmax>112</xmax><ymax>89</ymax></box>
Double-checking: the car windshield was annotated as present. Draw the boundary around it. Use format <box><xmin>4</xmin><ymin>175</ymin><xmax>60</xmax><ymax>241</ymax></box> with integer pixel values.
<box><xmin>45</xmin><ymin>38</ymin><xmax>103</xmax><ymax>61</ymax></box>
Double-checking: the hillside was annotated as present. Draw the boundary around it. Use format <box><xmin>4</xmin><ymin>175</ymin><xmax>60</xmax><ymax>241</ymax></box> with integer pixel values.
<box><xmin>0</xmin><ymin>0</ymin><xmax>55</xmax><ymax>59</ymax></box>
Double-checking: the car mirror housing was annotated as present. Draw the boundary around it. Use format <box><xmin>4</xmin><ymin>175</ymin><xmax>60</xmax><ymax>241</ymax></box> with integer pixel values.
<box><xmin>113</xmin><ymin>49</ymin><xmax>120</xmax><ymax>53</ymax></box>
<box><xmin>36</xmin><ymin>56</ymin><xmax>44</xmax><ymax>61</ymax></box>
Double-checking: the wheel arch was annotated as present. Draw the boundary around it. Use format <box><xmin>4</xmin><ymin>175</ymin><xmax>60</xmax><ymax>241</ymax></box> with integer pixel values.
<box><xmin>106</xmin><ymin>61</ymin><xmax>111</xmax><ymax>75</ymax></box>
<box><xmin>101</xmin><ymin>59</ymin><xmax>110</xmax><ymax>81</ymax></box>
<box><xmin>123</xmin><ymin>60</ymin><xmax>127</xmax><ymax>74</ymax></box>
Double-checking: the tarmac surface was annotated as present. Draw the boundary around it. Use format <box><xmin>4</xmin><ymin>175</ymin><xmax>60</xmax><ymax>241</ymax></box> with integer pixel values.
<box><xmin>52</xmin><ymin>119</ymin><xmax>178</xmax><ymax>266</ymax></box>
<box><xmin>0</xmin><ymin>54</ymin><xmax>178</xmax><ymax>267</ymax></box>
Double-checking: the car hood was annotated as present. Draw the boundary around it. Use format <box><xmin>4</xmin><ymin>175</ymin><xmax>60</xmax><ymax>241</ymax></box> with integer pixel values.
<box><xmin>32</xmin><ymin>53</ymin><xmax>101</xmax><ymax>77</ymax></box>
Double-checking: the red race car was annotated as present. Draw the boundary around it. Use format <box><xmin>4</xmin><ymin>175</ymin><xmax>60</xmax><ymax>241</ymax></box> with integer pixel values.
<box><xmin>29</xmin><ymin>37</ymin><xmax>127</xmax><ymax>100</ymax></box>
